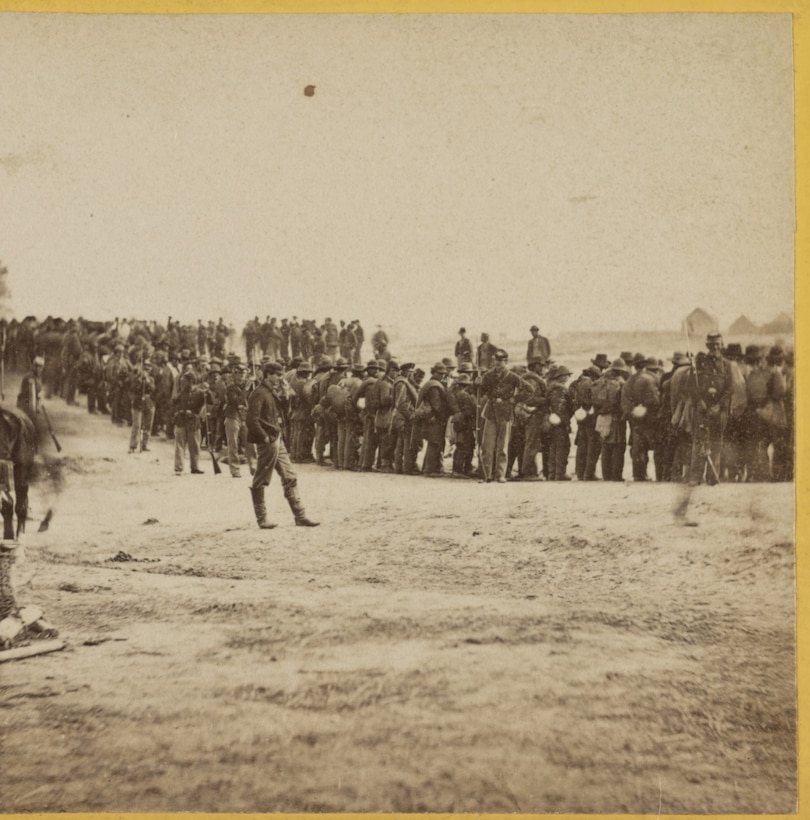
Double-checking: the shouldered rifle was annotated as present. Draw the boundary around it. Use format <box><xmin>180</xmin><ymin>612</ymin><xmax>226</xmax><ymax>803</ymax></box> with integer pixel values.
<box><xmin>40</xmin><ymin>403</ymin><xmax>62</xmax><ymax>453</ymax></box>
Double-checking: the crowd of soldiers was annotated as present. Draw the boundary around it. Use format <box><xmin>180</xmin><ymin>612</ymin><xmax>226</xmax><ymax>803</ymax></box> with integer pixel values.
<box><xmin>9</xmin><ymin>315</ymin><xmax>795</xmax><ymax>526</ymax></box>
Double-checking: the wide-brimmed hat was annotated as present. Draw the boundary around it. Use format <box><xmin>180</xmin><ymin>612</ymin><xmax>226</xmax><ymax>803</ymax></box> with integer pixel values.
<box><xmin>400</xmin><ymin>362</ymin><xmax>415</xmax><ymax>372</ymax></box>
<box><xmin>644</xmin><ymin>357</ymin><xmax>664</xmax><ymax>372</ymax></box>
<box><xmin>632</xmin><ymin>352</ymin><xmax>647</xmax><ymax>367</ymax></box>
<box><xmin>767</xmin><ymin>345</ymin><xmax>784</xmax><ymax>364</ymax></box>
<box><xmin>431</xmin><ymin>362</ymin><xmax>448</xmax><ymax>374</ymax></box>
<box><xmin>548</xmin><ymin>365</ymin><xmax>571</xmax><ymax>380</ymax></box>
<box><xmin>586</xmin><ymin>365</ymin><xmax>602</xmax><ymax>378</ymax></box>
<box><xmin>334</xmin><ymin>357</ymin><xmax>349</xmax><ymax>369</ymax></box>
<box><xmin>591</xmin><ymin>353</ymin><xmax>610</xmax><ymax>369</ymax></box>
<box><xmin>386</xmin><ymin>360</ymin><xmax>401</xmax><ymax>371</ymax></box>
<box><xmin>366</xmin><ymin>359</ymin><xmax>381</xmax><ymax>371</ymax></box>
<box><xmin>296</xmin><ymin>361</ymin><xmax>314</xmax><ymax>373</ymax></box>
<box><xmin>528</xmin><ymin>356</ymin><xmax>546</xmax><ymax>368</ymax></box>
<box><xmin>744</xmin><ymin>344</ymin><xmax>762</xmax><ymax>364</ymax></box>
<box><xmin>609</xmin><ymin>357</ymin><xmax>630</xmax><ymax>373</ymax></box>
<box><xmin>263</xmin><ymin>361</ymin><xmax>284</xmax><ymax>376</ymax></box>
<box><xmin>457</xmin><ymin>362</ymin><xmax>477</xmax><ymax>373</ymax></box>
<box><xmin>455</xmin><ymin>373</ymin><xmax>472</xmax><ymax>384</ymax></box>
<box><xmin>724</xmin><ymin>343</ymin><xmax>743</xmax><ymax>361</ymax></box>
<box><xmin>671</xmin><ymin>351</ymin><xmax>690</xmax><ymax>366</ymax></box>
<box><xmin>350</xmin><ymin>362</ymin><xmax>365</xmax><ymax>374</ymax></box>
<box><xmin>620</xmin><ymin>351</ymin><xmax>634</xmax><ymax>365</ymax></box>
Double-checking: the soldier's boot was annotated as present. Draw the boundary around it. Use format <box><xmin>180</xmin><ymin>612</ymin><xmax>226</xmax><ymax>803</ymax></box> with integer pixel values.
<box><xmin>250</xmin><ymin>486</ymin><xmax>277</xmax><ymax>529</ymax></box>
<box><xmin>283</xmin><ymin>479</ymin><xmax>319</xmax><ymax>527</ymax></box>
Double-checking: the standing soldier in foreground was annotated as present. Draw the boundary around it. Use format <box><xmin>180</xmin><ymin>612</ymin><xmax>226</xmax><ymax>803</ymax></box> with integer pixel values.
<box><xmin>247</xmin><ymin>362</ymin><xmax>319</xmax><ymax>529</ymax></box>
<box><xmin>478</xmin><ymin>349</ymin><xmax>521</xmax><ymax>483</ymax></box>
<box><xmin>546</xmin><ymin>365</ymin><xmax>574</xmax><ymax>480</ymax></box>
<box><xmin>171</xmin><ymin>371</ymin><xmax>205</xmax><ymax>475</ymax></box>
<box><xmin>222</xmin><ymin>363</ymin><xmax>248</xmax><ymax>478</ymax></box>
<box><xmin>128</xmin><ymin>353</ymin><xmax>156</xmax><ymax>454</ymax></box>
<box><xmin>689</xmin><ymin>333</ymin><xmax>732</xmax><ymax>485</ymax></box>
<box><xmin>621</xmin><ymin>353</ymin><xmax>660</xmax><ymax>481</ymax></box>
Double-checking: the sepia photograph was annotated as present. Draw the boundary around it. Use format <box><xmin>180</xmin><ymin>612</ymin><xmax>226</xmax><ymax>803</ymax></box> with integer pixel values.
<box><xmin>0</xmin><ymin>9</ymin><xmax>799</xmax><ymax>814</ymax></box>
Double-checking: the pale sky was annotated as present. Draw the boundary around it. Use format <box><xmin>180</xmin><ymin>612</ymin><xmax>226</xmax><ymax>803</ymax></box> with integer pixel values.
<box><xmin>0</xmin><ymin>13</ymin><xmax>795</xmax><ymax>338</ymax></box>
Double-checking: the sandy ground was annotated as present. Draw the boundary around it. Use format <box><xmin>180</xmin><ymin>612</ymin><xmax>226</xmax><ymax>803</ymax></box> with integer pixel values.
<box><xmin>0</xmin><ymin>395</ymin><xmax>797</xmax><ymax>813</ymax></box>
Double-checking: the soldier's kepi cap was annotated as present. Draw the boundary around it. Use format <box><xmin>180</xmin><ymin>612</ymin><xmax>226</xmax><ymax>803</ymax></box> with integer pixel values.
<box><xmin>706</xmin><ymin>332</ymin><xmax>723</xmax><ymax>346</ymax></box>
<box><xmin>530</xmin><ymin>325</ymin><xmax>539</xmax><ymax>332</ymax></box>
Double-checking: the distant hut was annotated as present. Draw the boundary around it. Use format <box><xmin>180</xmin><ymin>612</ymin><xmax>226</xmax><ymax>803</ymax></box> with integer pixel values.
<box><xmin>760</xmin><ymin>312</ymin><xmax>794</xmax><ymax>335</ymax></box>
<box><xmin>682</xmin><ymin>308</ymin><xmax>719</xmax><ymax>341</ymax></box>
<box><xmin>728</xmin><ymin>315</ymin><xmax>759</xmax><ymax>335</ymax></box>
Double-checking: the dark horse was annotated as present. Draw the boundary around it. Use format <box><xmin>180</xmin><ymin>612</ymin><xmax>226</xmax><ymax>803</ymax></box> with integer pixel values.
<box><xmin>0</xmin><ymin>405</ymin><xmax>37</xmax><ymax>540</ymax></box>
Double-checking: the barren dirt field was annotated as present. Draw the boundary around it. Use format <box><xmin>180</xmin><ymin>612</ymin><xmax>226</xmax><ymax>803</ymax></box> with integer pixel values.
<box><xmin>0</xmin><ymin>397</ymin><xmax>797</xmax><ymax>813</ymax></box>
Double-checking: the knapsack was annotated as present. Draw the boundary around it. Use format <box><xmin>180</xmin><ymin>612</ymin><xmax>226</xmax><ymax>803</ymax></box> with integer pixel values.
<box><xmin>746</xmin><ymin>368</ymin><xmax>770</xmax><ymax>405</ymax></box>
<box><xmin>591</xmin><ymin>376</ymin><xmax>621</xmax><ymax>413</ymax></box>
<box><xmin>365</xmin><ymin>378</ymin><xmax>381</xmax><ymax>414</ymax></box>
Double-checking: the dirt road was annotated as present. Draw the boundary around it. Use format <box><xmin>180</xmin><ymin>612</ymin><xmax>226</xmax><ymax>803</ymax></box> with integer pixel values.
<box><xmin>0</xmin><ymin>398</ymin><xmax>796</xmax><ymax>812</ymax></box>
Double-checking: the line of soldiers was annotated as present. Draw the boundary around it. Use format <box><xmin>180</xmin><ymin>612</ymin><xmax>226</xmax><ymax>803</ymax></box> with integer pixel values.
<box><xmin>242</xmin><ymin>317</ymin><xmax>370</xmax><ymax>366</ymax></box>
<box><xmin>13</xmin><ymin>312</ymin><xmax>794</xmax><ymax>486</ymax></box>
<box><xmin>272</xmin><ymin>331</ymin><xmax>793</xmax><ymax>485</ymax></box>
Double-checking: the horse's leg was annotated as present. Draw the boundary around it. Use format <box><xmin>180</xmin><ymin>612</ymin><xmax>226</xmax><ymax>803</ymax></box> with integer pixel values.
<box><xmin>0</xmin><ymin>460</ymin><xmax>15</xmax><ymax>541</ymax></box>
<box><xmin>13</xmin><ymin>463</ymin><xmax>28</xmax><ymax>538</ymax></box>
